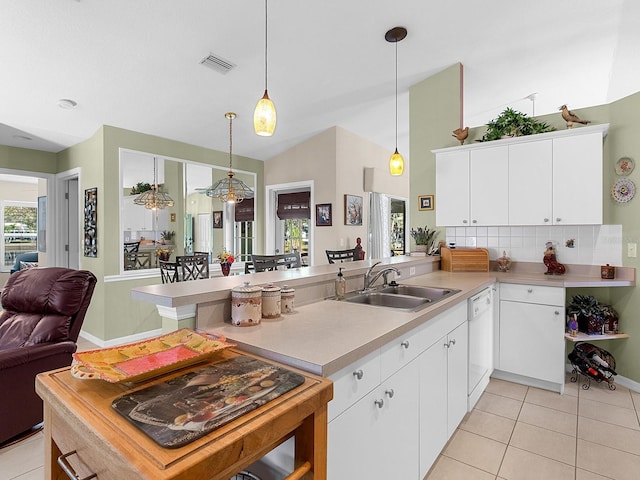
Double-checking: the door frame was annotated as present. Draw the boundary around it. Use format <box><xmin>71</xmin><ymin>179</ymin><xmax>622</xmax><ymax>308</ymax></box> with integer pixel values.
<box><xmin>55</xmin><ymin>168</ymin><xmax>81</xmax><ymax>268</ymax></box>
<box><xmin>265</xmin><ymin>180</ymin><xmax>314</xmax><ymax>263</ymax></box>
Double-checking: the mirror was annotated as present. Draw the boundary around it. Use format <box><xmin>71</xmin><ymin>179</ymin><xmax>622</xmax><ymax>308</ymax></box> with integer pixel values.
<box><xmin>119</xmin><ymin>149</ymin><xmax>256</xmax><ymax>274</ymax></box>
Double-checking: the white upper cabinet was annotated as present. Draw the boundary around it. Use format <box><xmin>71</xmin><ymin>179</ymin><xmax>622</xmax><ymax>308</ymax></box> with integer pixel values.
<box><xmin>552</xmin><ymin>132</ymin><xmax>603</xmax><ymax>225</ymax></box>
<box><xmin>470</xmin><ymin>146</ymin><xmax>509</xmax><ymax>226</ymax></box>
<box><xmin>508</xmin><ymin>140</ymin><xmax>553</xmax><ymax>225</ymax></box>
<box><xmin>436</xmin><ymin>150</ymin><xmax>470</xmax><ymax>226</ymax></box>
<box><xmin>434</xmin><ymin>124</ymin><xmax>608</xmax><ymax>227</ymax></box>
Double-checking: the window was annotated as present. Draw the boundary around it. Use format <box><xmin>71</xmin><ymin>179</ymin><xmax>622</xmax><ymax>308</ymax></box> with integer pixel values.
<box><xmin>2</xmin><ymin>202</ymin><xmax>37</xmax><ymax>272</ymax></box>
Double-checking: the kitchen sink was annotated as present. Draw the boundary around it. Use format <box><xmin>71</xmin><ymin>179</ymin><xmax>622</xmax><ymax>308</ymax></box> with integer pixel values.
<box><xmin>341</xmin><ymin>284</ymin><xmax>460</xmax><ymax>312</ymax></box>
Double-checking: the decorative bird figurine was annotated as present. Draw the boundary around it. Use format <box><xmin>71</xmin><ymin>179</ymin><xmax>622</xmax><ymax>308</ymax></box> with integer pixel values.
<box><xmin>452</xmin><ymin>127</ymin><xmax>469</xmax><ymax>145</ymax></box>
<box><xmin>559</xmin><ymin>105</ymin><xmax>591</xmax><ymax>129</ymax></box>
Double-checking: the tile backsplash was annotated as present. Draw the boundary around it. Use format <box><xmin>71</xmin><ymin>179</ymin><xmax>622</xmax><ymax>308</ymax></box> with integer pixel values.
<box><xmin>445</xmin><ymin>225</ymin><xmax>622</xmax><ymax>266</ymax></box>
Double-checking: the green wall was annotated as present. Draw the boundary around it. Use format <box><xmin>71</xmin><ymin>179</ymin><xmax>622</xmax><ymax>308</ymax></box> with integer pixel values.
<box><xmin>2</xmin><ymin>125</ymin><xmax>264</xmax><ymax>343</ymax></box>
<box><xmin>410</xmin><ymin>66</ymin><xmax>640</xmax><ymax>383</ymax></box>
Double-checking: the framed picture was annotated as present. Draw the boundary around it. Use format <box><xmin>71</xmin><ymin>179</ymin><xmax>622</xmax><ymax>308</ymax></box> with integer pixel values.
<box><xmin>84</xmin><ymin>187</ymin><xmax>98</xmax><ymax>257</ymax></box>
<box><xmin>316</xmin><ymin>203</ymin><xmax>332</xmax><ymax>226</ymax></box>
<box><xmin>418</xmin><ymin>194</ymin><xmax>434</xmax><ymax>211</ymax></box>
<box><xmin>212</xmin><ymin>211</ymin><xmax>223</xmax><ymax>228</ymax></box>
<box><xmin>344</xmin><ymin>194</ymin><xmax>363</xmax><ymax>226</ymax></box>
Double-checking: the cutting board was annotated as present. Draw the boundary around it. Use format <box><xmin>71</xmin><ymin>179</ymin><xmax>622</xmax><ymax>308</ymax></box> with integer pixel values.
<box><xmin>112</xmin><ymin>355</ymin><xmax>305</xmax><ymax>448</ymax></box>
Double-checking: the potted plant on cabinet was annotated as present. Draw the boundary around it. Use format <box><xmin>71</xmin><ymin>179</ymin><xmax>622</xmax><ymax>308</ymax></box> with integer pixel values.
<box><xmin>480</xmin><ymin>108</ymin><xmax>555</xmax><ymax>142</ymax></box>
<box><xmin>410</xmin><ymin>226</ymin><xmax>438</xmax><ymax>255</ymax></box>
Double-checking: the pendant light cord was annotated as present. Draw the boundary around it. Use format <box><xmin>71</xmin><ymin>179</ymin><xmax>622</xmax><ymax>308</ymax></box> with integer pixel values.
<box><xmin>264</xmin><ymin>0</ymin><xmax>268</xmax><ymax>91</ymax></box>
<box><xmin>394</xmin><ymin>39</ymin><xmax>398</xmax><ymax>150</ymax></box>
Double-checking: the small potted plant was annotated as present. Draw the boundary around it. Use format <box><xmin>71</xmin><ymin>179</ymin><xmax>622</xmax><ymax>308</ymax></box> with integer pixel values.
<box><xmin>160</xmin><ymin>230</ymin><xmax>175</xmax><ymax>245</ymax></box>
<box><xmin>567</xmin><ymin>295</ymin><xmax>605</xmax><ymax>335</ymax></box>
<box><xmin>410</xmin><ymin>226</ymin><xmax>438</xmax><ymax>254</ymax></box>
<box><xmin>480</xmin><ymin>108</ymin><xmax>555</xmax><ymax>142</ymax></box>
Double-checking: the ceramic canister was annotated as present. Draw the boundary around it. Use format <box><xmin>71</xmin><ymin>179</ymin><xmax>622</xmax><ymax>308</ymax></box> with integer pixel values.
<box><xmin>261</xmin><ymin>285</ymin><xmax>281</xmax><ymax>319</ymax></box>
<box><xmin>281</xmin><ymin>285</ymin><xmax>295</xmax><ymax>313</ymax></box>
<box><xmin>231</xmin><ymin>282</ymin><xmax>262</xmax><ymax>327</ymax></box>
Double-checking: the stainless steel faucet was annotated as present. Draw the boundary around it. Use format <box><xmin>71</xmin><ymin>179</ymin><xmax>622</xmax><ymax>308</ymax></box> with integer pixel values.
<box><xmin>363</xmin><ymin>261</ymin><xmax>400</xmax><ymax>292</ymax></box>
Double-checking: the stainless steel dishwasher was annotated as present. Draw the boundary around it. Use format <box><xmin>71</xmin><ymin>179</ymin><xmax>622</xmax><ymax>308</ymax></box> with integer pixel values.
<box><xmin>468</xmin><ymin>287</ymin><xmax>494</xmax><ymax>410</ymax></box>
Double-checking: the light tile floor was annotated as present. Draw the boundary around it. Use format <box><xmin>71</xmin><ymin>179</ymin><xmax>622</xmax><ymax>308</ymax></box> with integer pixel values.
<box><xmin>2</xmin><ymin>354</ymin><xmax>639</xmax><ymax>480</ymax></box>
<box><xmin>425</xmin><ymin>376</ymin><xmax>640</xmax><ymax>480</ymax></box>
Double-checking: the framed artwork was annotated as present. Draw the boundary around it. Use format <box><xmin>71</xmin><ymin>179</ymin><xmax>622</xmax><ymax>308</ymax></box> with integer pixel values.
<box><xmin>212</xmin><ymin>211</ymin><xmax>223</xmax><ymax>228</ymax></box>
<box><xmin>37</xmin><ymin>195</ymin><xmax>46</xmax><ymax>252</ymax></box>
<box><xmin>418</xmin><ymin>194</ymin><xmax>434</xmax><ymax>211</ymax></box>
<box><xmin>84</xmin><ymin>187</ymin><xmax>98</xmax><ymax>257</ymax></box>
<box><xmin>316</xmin><ymin>203</ymin><xmax>332</xmax><ymax>226</ymax></box>
<box><xmin>344</xmin><ymin>194</ymin><xmax>363</xmax><ymax>226</ymax></box>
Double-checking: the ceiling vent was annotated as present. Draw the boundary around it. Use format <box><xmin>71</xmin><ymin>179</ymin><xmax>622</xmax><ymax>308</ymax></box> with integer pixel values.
<box><xmin>200</xmin><ymin>53</ymin><xmax>236</xmax><ymax>75</ymax></box>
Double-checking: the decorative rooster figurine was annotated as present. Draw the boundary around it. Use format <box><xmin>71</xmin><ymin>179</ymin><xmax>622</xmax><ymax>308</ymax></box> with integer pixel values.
<box><xmin>452</xmin><ymin>127</ymin><xmax>469</xmax><ymax>145</ymax></box>
<box><xmin>559</xmin><ymin>105</ymin><xmax>591</xmax><ymax>129</ymax></box>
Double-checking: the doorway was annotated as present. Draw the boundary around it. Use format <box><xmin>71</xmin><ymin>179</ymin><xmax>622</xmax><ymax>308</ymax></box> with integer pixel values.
<box><xmin>56</xmin><ymin>169</ymin><xmax>81</xmax><ymax>269</ymax></box>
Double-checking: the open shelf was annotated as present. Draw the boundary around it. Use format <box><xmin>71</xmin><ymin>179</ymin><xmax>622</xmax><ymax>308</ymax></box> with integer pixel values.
<box><xmin>565</xmin><ymin>332</ymin><xmax>630</xmax><ymax>342</ymax></box>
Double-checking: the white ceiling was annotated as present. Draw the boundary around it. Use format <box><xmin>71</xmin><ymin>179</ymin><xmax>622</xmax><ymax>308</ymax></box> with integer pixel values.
<box><xmin>1</xmin><ymin>0</ymin><xmax>638</xmax><ymax>162</ymax></box>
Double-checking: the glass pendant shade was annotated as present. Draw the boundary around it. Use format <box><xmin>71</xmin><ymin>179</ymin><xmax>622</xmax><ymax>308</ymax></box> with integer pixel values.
<box><xmin>389</xmin><ymin>148</ymin><xmax>404</xmax><ymax>176</ymax></box>
<box><xmin>197</xmin><ymin>112</ymin><xmax>254</xmax><ymax>204</ymax></box>
<box><xmin>254</xmin><ymin>90</ymin><xmax>276</xmax><ymax>136</ymax></box>
<box><xmin>133</xmin><ymin>157</ymin><xmax>175</xmax><ymax>210</ymax></box>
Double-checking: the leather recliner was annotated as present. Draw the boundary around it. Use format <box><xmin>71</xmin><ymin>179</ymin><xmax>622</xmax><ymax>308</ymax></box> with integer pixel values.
<box><xmin>0</xmin><ymin>267</ymin><xmax>97</xmax><ymax>444</ymax></box>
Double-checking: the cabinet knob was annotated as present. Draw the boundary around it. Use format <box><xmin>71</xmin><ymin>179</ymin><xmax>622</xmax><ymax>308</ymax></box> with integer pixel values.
<box><xmin>374</xmin><ymin>399</ymin><xmax>384</xmax><ymax>408</ymax></box>
<box><xmin>401</xmin><ymin>340</ymin><xmax>410</xmax><ymax>349</ymax></box>
<box><xmin>527</xmin><ymin>288</ymin><xmax>533</xmax><ymax>293</ymax></box>
<box><xmin>556</xmin><ymin>218</ymin><xmax>562</xmax><ymax>222</ymax></box>
<box><xmin>462</xmin><ymin>220</ymin><xmax>468</xmax><ymax>224</ymax></box>
<box><xmin>385</xmin><ymin>389</ymin><xmax>395</xmax><ymax>398</ymax></box>
<box><xmin>450</xmin><ymin>339</ymin><xmax>456</xmax><ymax>346</ymax></box>
<box><xmin>544</xmin><ymin>218</ymin><xmax>549</xmax><ymax>223</ymax></box>
<box><xmin>472</xmin><ymin>220</ymin><xmax>477</xmax><ymax>224</ymax></box>
<box><xmin>353</xmin><ymin>369</ymin><xmax>364</xmax><ymax>380</ymax></box>
<box><xmin>554</xmin><ymin>310</ymin><xmax>560</xmax><ymax>316</ymax></box>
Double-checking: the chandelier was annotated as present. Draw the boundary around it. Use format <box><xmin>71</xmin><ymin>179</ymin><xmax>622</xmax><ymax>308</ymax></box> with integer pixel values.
<box><xmin>198</xmin><ymin>112</ymin><xmax>254</xmax><ymax>204</ymax></box>
<box><xmin>133</xmin><ymin>157</ymin><xmax>175</xmax><ymax>210</ymax></box>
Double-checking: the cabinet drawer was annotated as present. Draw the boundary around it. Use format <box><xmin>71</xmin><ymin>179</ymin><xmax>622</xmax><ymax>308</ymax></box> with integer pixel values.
<box><xmin>328</xmin><ymin>349</ymin><xmax>381</xmax><ymax>422</ymax></box>
<box><xmin>380</xmin><ymin>323</ymin><xmax>424</xmax><ymax>381</ymax></box>
<box><xmin>500</xmin><ymin>283</ymin><xmax>564</xmax><ymax>306</ymax></box>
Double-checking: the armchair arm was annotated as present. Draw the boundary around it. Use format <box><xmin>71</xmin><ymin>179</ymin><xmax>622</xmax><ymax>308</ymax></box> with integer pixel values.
<box><xmin>0</xmin><ymin>341</ymin><xmax>77</xmax><ymax>371</ymax></box>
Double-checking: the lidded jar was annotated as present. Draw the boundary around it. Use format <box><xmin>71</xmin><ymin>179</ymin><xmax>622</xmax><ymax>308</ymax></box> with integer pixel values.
<box><xmin>231</xmin><ymin>282</ymin><xmax>262</xmax><ymax>327</ymax></box>
<box><xmin>261</xmin><ymin>284</ymin><xmax>281</xmax><ymax>319</ymax></box>
<box><xmin>281</xmin><ymin>285</ymin><xmax>295</xmax><ymax>313</ymax></box>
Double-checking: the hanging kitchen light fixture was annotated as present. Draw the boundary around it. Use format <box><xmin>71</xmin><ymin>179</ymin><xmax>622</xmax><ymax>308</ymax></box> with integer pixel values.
<box><xmin>386</xmin><ymin>26</ymin><xmax>407</xmax><ymax>176</ymax></box>
<box><xmin>253</xmin><ymin>0</ymin><xmax>276</xmax><ymax>136</ymax></box>
<box><xmin>133</xmin><ymin>157</ymin><xmax>175</xmax><ymax>210</ymax></box>
<box><xmin>198</xmin><ymin>112</ymin><xmax>254</xmax><ymax>204</ymax></box>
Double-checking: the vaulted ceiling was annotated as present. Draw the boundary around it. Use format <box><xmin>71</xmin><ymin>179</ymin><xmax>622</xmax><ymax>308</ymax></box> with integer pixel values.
<box><xmin>1</xmin><ymin>0</ymin><xmax>637</xmax><ymax>161</ymax></box>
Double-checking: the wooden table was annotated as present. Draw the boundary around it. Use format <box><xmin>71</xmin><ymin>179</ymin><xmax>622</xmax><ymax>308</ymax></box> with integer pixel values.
<box><xmin>36</xmin><ymin>350</ymin><xmax>333</xmax><ymax>480</ymax></box>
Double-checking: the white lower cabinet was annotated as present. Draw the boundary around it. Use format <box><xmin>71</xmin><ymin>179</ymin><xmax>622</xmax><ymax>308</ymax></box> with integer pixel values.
<box><xmin>418</xmin><ymin>319</ymin><xmax>468</xmax><ymax>478</ymax></box>
<box><xmin>328</xmin><ymin>360</ymin><xmax>419</xmax><ymax>479</ymax></box>
<box><xmin>498</xmin><ymin>284</ymin><xmax>565</xmax><ymax>390</ymax></box>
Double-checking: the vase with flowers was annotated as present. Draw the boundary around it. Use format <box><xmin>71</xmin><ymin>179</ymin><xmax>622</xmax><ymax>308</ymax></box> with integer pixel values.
<box><xmin>217</xmin><ymin>251</ymin><xmax>235</xmax><ymax>276</ymax></box>
<box><xmin>155</xmin><ymin>247</ymin><xmax>173</xmax><ymax>262</ymax></box>
<box><xmin>410</xmin><ymin>226</ymin><xmax>438</xmax><ymax>255</ymax></box>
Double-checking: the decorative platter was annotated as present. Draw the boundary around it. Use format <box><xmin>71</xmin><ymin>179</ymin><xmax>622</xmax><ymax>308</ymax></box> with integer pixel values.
<box><xmin>615</xmin><ymin>156</ymin><xmax>635</xmax><ymax>176</ymax></box>
<box><xmin>71</xmin><ymin>329</ymin><xmax>235</xmax><ymax>383</ymax></box>
<box><xmin>611</xmin><ymin>178</ymin><xmax>636</xmax><ymax>204</ymax></box>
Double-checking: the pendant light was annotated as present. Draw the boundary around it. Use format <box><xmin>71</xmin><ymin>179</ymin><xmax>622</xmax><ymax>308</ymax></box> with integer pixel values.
<box><xmin>386</xmin><ymin>26</ymin><xmax>407</xmax><ymax>176</ymax></box>
<box><xmin>254</xmin><ymin>0</ymin><xmax>276</xmax><ymax>136</ymax></box>
<box><xmin>197</xmin><ymin>112</ymin><xmax>254</xmax><ymax>204</ymax></box>
<box><xmin>133</xmin><ymin>157</ymin><xmax>175</xmax><ymax>210</ymax></box>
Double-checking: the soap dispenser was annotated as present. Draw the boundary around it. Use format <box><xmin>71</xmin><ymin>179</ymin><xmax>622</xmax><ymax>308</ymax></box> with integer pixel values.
<box><xmin>335</xmin><ymin>267</ymin><xmax>346</xmax><ymax>300</ymax></box>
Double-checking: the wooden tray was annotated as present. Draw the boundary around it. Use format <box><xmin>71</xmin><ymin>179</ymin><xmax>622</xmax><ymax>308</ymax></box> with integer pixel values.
<box><xmin>111</xmin><ymin>355</ymin><xmax>305</xmax><ymax>448</ymax></box>
<box><xmin>71</xmin><ymin>329</ymin><xmax>235</xmax><ymax>383</ymax></box>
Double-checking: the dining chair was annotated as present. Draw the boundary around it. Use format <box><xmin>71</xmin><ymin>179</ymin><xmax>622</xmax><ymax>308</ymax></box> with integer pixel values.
<box><xmin>123</xmin><ymin>241</ymin><xmax>141</xmax><ymax>253</ymax></box>
<box><xmin>159</xmin><ymin>260</ymin><xmax>180</xmax><ymax>284</ymax></box>
<box><xmin>124</xmin><ymin>251</ymin><xmax>152</xmax><ymax>270</ymax></box>
<box><xmin>326</xmin><ymin>249</ymin><xmax>357</xmax><ymax>264</ymax></box>
<box><xmin>251</xmin><ymin>255</ymin><xmax>281</xmax><ymax>272</ymax></box>
<box><xmin>176</xmin><ymin>253</ymin><xmax>209</xmax><ymax>281</ymax></box>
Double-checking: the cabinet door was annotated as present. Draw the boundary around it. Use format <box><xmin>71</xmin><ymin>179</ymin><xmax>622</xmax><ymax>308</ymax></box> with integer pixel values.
<box><xmin>553</xmin><ymin>132</ymin><xmax>603</xmax><ymax>225</ymax></box>
<box><xmin>509</xmin><ymin>140</ymin><xmax>553</xmax><ymax>225</ymax></box>
<box><xmin>376</xmin><ymin>360</ymin><xmax>419</xmax><ymax>480</ymax></box>
<box><xmin>419</xmin><ymin>336</ymin><xmax>448</xmax><ymax>478</ymax></box>
<box><xmin>436</xmin><ymin>150</ymin><xmax>470</xmax><ymax>226</ymax></box>
<box><xmin>447</xmin><ymin>321</ymin><xmax>469</xmax><ymax>438</ymax></box>
<box><xmin>470</xmin><ymin>146</ymin><xmax>509</xmax><ymax>226</ymax></box>
<box><xmin>499</xmin><ymin>300</ymin><xmax>565</xmax><ymax>384</ymax></box>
